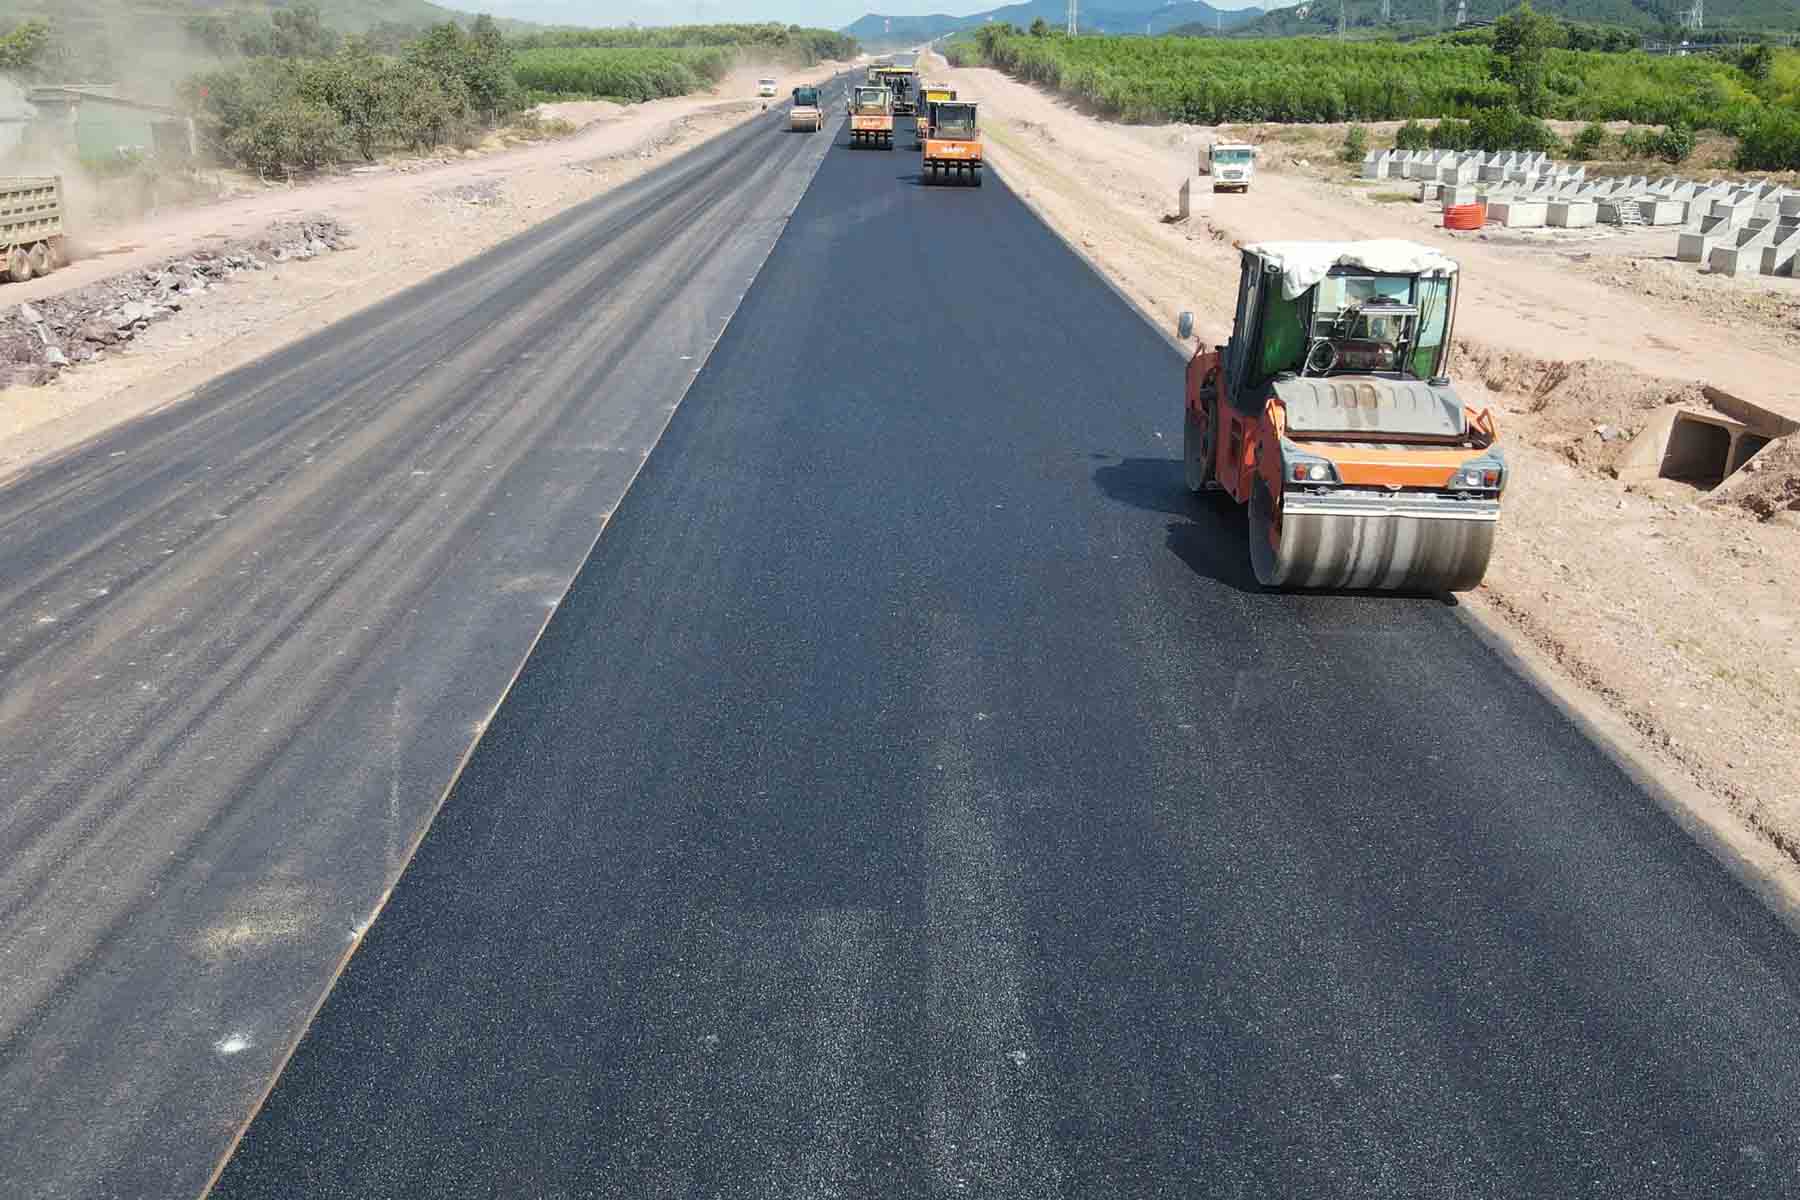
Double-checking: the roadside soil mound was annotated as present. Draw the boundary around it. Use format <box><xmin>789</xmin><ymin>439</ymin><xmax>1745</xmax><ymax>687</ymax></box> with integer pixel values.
<box><xmin>1705</xmin><ymin>436</ymin><xmax>1800</xmax><ymax>521</ymax></box>
<box><xmin>1455</xmin><ymin>339</ymin><xmax>1711</xmax><ymax>475</ymax></box>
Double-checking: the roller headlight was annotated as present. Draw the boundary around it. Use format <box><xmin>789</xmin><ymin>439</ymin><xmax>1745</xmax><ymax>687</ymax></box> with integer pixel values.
<box><xmin>1289</xmin><ymin>457</ymin><xmax>1339</xmax><ymax>485</ymax></box>
<box><xmin>1451</xmin><ymin>461</ymin><xmax>1505</xmax><ymax>492</ymax></box>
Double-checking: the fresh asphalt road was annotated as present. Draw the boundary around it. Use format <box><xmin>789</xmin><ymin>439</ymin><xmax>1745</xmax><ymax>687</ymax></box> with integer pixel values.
<box><xmin>207</xmin><ymin>117</ymin><xmax>1800</xmax><ymax>1196</ymax></box>
<box><xmin>0</xmin><ymin>93</ymin><xmax>847</xmax><ymax>1199</ymax></box>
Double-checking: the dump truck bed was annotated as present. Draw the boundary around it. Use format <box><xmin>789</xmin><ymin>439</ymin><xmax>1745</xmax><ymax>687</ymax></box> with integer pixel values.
<box><xmin>0</xmin><ymin>177</ymin><xmax>65</xmax><ymax>250</ymax></box>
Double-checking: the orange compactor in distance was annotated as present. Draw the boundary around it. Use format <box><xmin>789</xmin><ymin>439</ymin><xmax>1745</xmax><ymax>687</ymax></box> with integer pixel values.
<box><xmin>921</xmin><ymin>100</ymin><xmax>981</xmax><ymax>186</ymax></box>
<box><xmin>1179</xmin><ymin>241</ymin><xmax>1505</xmax><ymax>592</ymax></box>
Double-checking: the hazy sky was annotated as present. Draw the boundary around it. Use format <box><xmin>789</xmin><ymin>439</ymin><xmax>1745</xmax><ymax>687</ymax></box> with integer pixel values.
<box><xmin>473</xmin><ymin>0</ymin><xmax>1267</xmax><ymax>32</ymax></box>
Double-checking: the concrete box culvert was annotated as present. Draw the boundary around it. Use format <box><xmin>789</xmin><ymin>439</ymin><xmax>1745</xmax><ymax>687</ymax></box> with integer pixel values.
<box><xmin>1614</xmin><ymin>408</ymin><xmax>1782</xmax><ymax>492</ymax></box>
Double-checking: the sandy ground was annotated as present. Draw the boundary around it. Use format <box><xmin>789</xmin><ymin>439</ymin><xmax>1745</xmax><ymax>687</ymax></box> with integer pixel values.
<box><xmin>938</xmin><ymin>55</ymin><xmax>1800</xmax><ymax>885</ymax></box>
<box><xmin>0</xmin><ymin>62</ymin><xmax>848</xmax><ymax>478</ymax></box>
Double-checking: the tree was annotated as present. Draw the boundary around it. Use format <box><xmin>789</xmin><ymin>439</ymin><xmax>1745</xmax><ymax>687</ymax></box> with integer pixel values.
<box><xmin>0</xmin><ymin>19</ymin><xmax>50</xmax><ymax>70</ymax></box>
<box><xmin>271</xmin><ymin>3</ymin><xmax>339</xmax><ymax>59</ymax></box>
<box><xmin>1739</xmin><ymin>44</ymin><xmax>1773</xmax><ymax>84</ymax></box>
<box><xmin>1341</xmin><ymin>124</ymin><xmax>1367</xmax><ymax>163</ymax></box>
<box><xmin>1030</xmin><ymin>17</ymin><xmax>1050</xmax><ymax>37</ymax></box>
<box><xmin>1490</xmin><ymin>1</ymin><xmax>1561</xmax><ymax>117</ymax></box>
<box><xmin>408</xmin><ymin>19</ymin><xmax>521</xmax><ymax>121</ymax></box>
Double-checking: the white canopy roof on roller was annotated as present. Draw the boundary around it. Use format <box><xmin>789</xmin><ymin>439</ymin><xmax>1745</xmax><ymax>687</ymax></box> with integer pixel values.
<box><xmin>1243</xmin><ymin>240</ymin><xmax>1460</xmax><ymax>300</ymax></box>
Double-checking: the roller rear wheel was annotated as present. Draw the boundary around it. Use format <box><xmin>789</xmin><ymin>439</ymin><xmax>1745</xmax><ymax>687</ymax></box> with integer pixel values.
<box><xmin>1183</xmin><ymin>397</ymin><xmax>1217</xmax><ymax>493</ymax></box>
<box><xmin>6</xmin><ymin>247</ymin><xmax>30</xmax><ymax>283</ymax></box>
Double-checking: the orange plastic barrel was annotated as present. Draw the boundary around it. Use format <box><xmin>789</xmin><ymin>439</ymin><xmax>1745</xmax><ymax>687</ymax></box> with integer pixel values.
<box><xmin>1443</xmin><ymin>202</ymin><xmax>1487</xmax><ymax>230</ymax></box>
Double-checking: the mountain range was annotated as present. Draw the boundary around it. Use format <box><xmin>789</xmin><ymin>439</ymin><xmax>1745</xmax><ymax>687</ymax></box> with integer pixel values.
<box><xmin>844</xmin><ymin>0</ymin><xmax>1264</xmax><ymax>42</ymax></box>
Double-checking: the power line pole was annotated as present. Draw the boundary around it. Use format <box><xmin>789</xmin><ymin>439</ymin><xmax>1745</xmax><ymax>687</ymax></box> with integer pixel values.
<box><xmin>1067</xmin><ymin>0</ymin><xmax>1077</xmax><ymax>36</ymax></box>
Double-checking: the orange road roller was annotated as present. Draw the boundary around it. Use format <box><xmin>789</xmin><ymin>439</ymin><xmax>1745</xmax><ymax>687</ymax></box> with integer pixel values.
<box><xmin>1180</xmin><ymin>241</ymin><xmax>1504</xmax><ymax>592</ymax></box>
<box><xmin>922</xmin><ymin>100</ymin><xmax>981</xmax><ymax>186</ymax></box>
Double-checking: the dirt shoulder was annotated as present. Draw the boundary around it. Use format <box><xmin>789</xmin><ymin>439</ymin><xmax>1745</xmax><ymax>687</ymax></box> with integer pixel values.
<box><xmin>0</xmin><ymin>62</ymin><xmax>847</xmax><ymax>480</ymax></box>
<box><xmin>941</xmin><ymin>57</ymin><xmax>1800</xmax><ymax>898</ymax></box>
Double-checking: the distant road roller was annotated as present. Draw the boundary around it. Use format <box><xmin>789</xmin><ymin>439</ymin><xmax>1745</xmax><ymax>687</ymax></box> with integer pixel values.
<box><xmin>922</xmin><ymin>101</ymin><xmax>981</xmax><ymax>186</ymax></box>
<box><xmin>848</xmin><ymin>85</ymin><xmax>894</xmax><ymax>149</ymax></box>
<box><xmin>1179</xmin><ymin>241</ymin><xmax>1504</xmax><ymax>592</ymax></box>
<box><xmin>790</xmin><ymin>85</ymin><xmax>823</xmax><ymax>132</ymax></box>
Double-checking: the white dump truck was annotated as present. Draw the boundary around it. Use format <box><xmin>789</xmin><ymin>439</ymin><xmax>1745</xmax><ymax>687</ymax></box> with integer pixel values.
<box><xmin>0</xmin><ymin>176</ymin><xmax>68</xmax><ymax>282</ymax></box>
<box><xmin>1206</xmin><ymin>142</ymin><xmax>1256</xmax><ymax>192</ymax></box>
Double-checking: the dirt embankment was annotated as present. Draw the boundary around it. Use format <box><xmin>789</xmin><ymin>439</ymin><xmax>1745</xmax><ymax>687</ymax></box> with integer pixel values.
<box><xmin>0</xmin><ymin>61</ymin><xmax>848</xmax><ymax>479</ymax></box>
<box><xmin>938</xmin><ymin>55</ymin><xmax>1800</xmax><ymax>891</ymax></box>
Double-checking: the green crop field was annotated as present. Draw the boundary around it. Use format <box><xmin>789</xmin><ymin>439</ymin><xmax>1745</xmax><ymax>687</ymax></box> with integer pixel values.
<box><xmin>953</xmin><ymin>33</ymin><xmax>1791</xmax><ymax>129</ymax></box>
<box><xmin>511</xmin><ymin>47</ymin><xmax>734</xmax><ymax>103</ymax></box>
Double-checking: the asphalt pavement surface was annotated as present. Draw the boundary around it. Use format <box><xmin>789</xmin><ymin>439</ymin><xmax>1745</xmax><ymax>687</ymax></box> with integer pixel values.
<box><xmin>206</xmin><ymin>115</ymin><xmax>1800</xmax><ymax>1197</ymax></box>
<box><xmin>0</xmin><ymin>95</ymin><xmax>843</xmax><ymax>1199</ymax></box>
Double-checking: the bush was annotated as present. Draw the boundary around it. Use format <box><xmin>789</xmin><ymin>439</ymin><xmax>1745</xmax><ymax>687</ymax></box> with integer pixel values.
<box><xmin>1393</xmin><ymin>119</ymin><xmax>1430</xmax><ymax>151</ymax></box>
<box><xmin>1618</xmin><ymin>121</ymin><xmax>1695</xmax><ymax>163</ymax></box>
<box><xmin>1568</xmin><ymin>121</ymin><xmax>1607</xmax><ymax>160</ymax></box>
<box><xmin>227</xmin><ymin>100</ymin><xmax>347</xmax><ymax>175</ymax></box>
<box><xmin>1736</xmin><ymin>111</ymin><xmax>1800</xmax><ymax>171</ymax></box>
<box><xmin>1428</xmin><ymin>118</ymin><xmax>1473</xmax><ymax>150</ymax></box>
<box><xmin>1340</xmin><ymin>124</ymin><xmax>1367</xmax><ymax>163</ymax></box>
<box><xmin>1653</xmin><ymin>120</ymin><xmax>1695</xmax><ymax>163</ymax></box>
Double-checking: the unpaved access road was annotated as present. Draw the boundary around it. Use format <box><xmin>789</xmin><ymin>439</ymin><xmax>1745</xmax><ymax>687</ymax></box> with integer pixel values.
<box><xmin>0</xmin><ymin>93</ymin><xmax>841</xmax><ymax>1200</ymax></box>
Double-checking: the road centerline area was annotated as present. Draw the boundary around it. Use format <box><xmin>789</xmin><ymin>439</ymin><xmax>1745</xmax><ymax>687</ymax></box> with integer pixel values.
<box><xmin>207</xmin><ymin>113</ymin><xmax>1800</xmax><ymax>1198</ymax></box>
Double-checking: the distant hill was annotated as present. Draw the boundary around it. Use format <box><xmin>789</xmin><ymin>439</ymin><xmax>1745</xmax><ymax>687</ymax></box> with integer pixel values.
<box><xmin>0</xmin><ymin>0</ymin><xmax>489</xmax><ymax>37</ymax></box>
<box><xmin>1223</xmin><ymin>0</ymin><xmax>1800</xmax><ymax>36</ymax></box>
<box><xmin>844</xmin><ymin>0</ymin><xmax>1265</xmax><ymax>42</ymax></box>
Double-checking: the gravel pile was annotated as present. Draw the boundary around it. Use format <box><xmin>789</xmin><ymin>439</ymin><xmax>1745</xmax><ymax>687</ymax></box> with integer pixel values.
<box><xmin>0</xmin><ymin>216</ymin><xmax>350</xmax><ymax>388</ymax></box>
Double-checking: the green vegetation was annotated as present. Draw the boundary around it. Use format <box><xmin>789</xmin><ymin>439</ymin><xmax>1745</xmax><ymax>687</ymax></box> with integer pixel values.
<box><xmin>186</xmin><ymin>13</ymin><xmax>522</xmax><ymax>174</ymax></box>
<box><xmin>505</xmin><ymin>25</ymin><xmax>854</xmax><ymax>103</ymax></box>
<box><xmin>1569</xmin><ymin>120</ymin><xmax>1609</xmax><ymax>159</ymax></box>
<box><xmin>511</xmin><ymin>47</ymin><xmax>733</xmax><ymax>103</ymax></box>
<box><xmin>0</xmin><ymin>16</ymin><xmax>47</xmax><ymax>68</ymax></box>
<box><xmin>1341</xmin><ymin>124</ymin><xmax>1368</xmax><ymax>162</ymax></box>
<box><xmin>954</xmin><ymin>26</ymin><xmax>1800</xmax><ymax>155</ymax></box>
<box><xmin>1736</xmin><ymin>111</ymin><xmax>1800</xmax><ymax>169</ymax></box>
<box><xmin>509</xmin><ymin>23</ymin><xmax>855</xmax><ymax>67</ymax></box>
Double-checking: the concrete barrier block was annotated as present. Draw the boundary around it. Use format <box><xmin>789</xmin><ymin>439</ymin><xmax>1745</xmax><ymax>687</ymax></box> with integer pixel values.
<box><xmin>1489</xmin><ymin>199</ymin><xmax>1547</xmax><ymax>228</ymax></box>
<box><xmin>1643</xmin><ymin>199</ymin><xmax>1686</xmax><ymax>226</ymax></box>
<box><xmin>1547</xmin><ymin>200</ymin><xmax>1597</xmax><ymax>228</ymax></box>
<box><xmin>1760</xmin><ymin>224</ymin><xmax>1800</xmax><ymax>277</ymax></box>
<box><xmin>1709</xmin><ymin>224</ymin><xmax>1773</xmax><ymax>276</ymax></box>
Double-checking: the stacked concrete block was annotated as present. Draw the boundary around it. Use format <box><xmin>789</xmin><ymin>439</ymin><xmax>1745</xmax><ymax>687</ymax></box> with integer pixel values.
<box><xmin>1439</xmin><ymin>156</ymin><xmax>1479</xmax><ymax>185</ymax></box>
<box><xmin>1708</xmin><ymin>220</ymin><xmax>1773</xmax><ymax>277</ymax></box>
<box><xmin>1758</xmin><ymin>220</ymin><xmax>1799</xmax><ymax>277</ymax></box>
<box><xmin>1442</xmin><ymin>184</ymin><xmax>1479</xmax><ymax>208</ymax></box>
<box><xmin>1489</xmin><ymin>198</ymin><xmax>1548</xmax><ymax>228</ymax></box>
<box><xmin>1418</xmin><ymin>180</ymin><xmax>1445</xmax><ymax>202</ymax></box>
<box><xmin>1362</xmin><ymin>149</ymin><xmax>1393</xmax><ymax>180</ymax></box>
<box><xmin>1757</xmin><ymin>189</ymin><xmax>1794</xmax><ymax>221</ymax></box>
<box><xmin>1676</xmin><ymin>202</ymin><xmax>1746</xmax><ymax>261</ymax></box>
<box><xmin>1546</xmin><ymin>199</ymin><xmax>1598</xmax><ymax>228</ymax></box>
<box><xmin>1641</xmin><ymin>199</ymin><xmax>1686</xmax><ymax>226</ymax></box>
